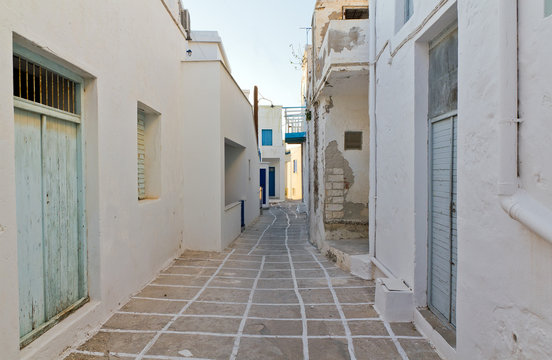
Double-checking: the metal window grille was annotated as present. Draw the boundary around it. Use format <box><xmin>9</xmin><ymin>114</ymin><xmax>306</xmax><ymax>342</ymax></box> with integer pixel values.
<box><xmin>13</xmin><ymin>55</ymin><xmax>78</xmax><ymax>114</ymax></box>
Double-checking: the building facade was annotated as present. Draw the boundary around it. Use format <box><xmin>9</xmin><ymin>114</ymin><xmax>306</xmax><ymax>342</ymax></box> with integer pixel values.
<box><xmin>285</xmin><ymin>144</ymin><xmax>303</xmax><ymax>200</ymax></box>
<box><xmin>0</xmin><ymin>1</ymin><xmax>260</xmax><ymax>358</ymax></box>
<box><xmin>258</xmin><ymin>105</ymin><xmax>286</xmax><ymax>203</ymax></box>
<box><xmin>304</xmin><ymin>0</ymin><xmax>371</xmax><ymax>249</ymax></box>
<box><xmin>367</xmin><ymin>0</ymin><xmax>552</xmax><ymax>359</ymax></box>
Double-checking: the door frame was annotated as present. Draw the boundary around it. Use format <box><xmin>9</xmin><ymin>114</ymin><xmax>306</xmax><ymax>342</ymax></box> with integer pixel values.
<box><xmin>13</xmin><ymin>43</ymin><xmax>88</xmax><ymax>348</ymax></box>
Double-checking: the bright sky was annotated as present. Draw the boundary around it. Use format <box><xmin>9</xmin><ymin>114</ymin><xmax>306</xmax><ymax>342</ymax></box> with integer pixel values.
<box><xmin>183</xmin><ymin>0</ymin><xmax>316</xmax><ymax>107</ymax></box>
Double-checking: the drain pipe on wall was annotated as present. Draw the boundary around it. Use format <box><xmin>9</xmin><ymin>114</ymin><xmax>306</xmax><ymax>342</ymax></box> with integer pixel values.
<box><xmin>498</xmin><ymin>0</ymin><xmax>552</xmax><ymax>243</ymax></box>
<box><xmin>368</xmin><ymin>0</ymin><xmax>378</xmax><ymax>258</ymax></box>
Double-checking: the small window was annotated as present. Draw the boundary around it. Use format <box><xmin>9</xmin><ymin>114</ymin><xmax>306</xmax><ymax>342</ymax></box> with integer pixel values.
<box><xmin>262</xmin><ymin>129</ymin><xmax>273</xmax><ymax>146</ymax></box>
<box><xmin>404</xmin><ymin>0</ymin><xmax>414</xmax><ymax>23</ymax></box>
<box><xmin>344</xmin><ymin>131</ymin><xmax>363</xmax><ymax>150</ymax></box>
<box><xmin>293</xmin><ymin>160</ymin><xmax>298</xmax><ymax>173</ymax></box>
<box><xmin>13</xmin><ymin>55</ymin><xmax>78</xmax><ymax>114</ymax></box>
<box><xmin>137</xmin><ymin>105</ymin><xmax>161</xmax><ymax>201</ymax></box>
<box><xmin>546</xmin><ymin>0</ymin><xmax>552</xmax><ymax>17</ymax></box>
<box><xmin>343</xmin><ymin>7</ymin><xmax>369</xmax><ymax>20</ymax></box>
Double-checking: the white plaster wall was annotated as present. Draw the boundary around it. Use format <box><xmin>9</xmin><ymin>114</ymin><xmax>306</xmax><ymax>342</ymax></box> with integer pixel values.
<box><xmin>0</xmin><ymin>1</ymin><xmax>259</xmax><ymax>358</ymax></box>
<box><xmin>220</xmin><ymin>64</ymin><xmax>261</xmax><ymax>243</ymax></box>
<box><xmin>0</xmin><ymin>1</ymin><xmax>189</xmax><ymax>358</ymax></box>
<box><xmin>181</xmin><ymin>62</ymin><xmax>222</xmax><ymax>252</ymax></box>
<box><xmin>372</xmin><ymin>0</ymin><xmax>552</xmax><ymax>358</ymax></box>
<box><xmin>456</xmin><ymin>1</ymin><xmax>552</xmax><ymax>358</ymax></box>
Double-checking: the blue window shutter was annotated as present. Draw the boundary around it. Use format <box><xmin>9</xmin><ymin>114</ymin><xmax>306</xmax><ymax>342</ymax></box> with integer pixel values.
<box><xmin>546</xmin><ymin>0</ymin><xmax>552</xmax><ymax>17</ymax></box>
<box><xmin>262</xmin><ymin>129</ymin><xmax>273</xmax><ymax>146</ymax></box>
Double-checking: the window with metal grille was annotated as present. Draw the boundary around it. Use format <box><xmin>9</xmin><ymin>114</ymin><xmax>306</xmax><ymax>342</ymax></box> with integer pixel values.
<box><xmin>344</xmin><ymin>131</ymin><xmax>363</xmax><ymax>150</ymax></box>
<box><xmin>13</xmin><ymin>55</ymin><xmax>78</xmax><ymax>114</ymax></box>
<box><xmin>343</xmin><ymin>7</ymin><xmax>369</xmax><ymax>20</ymax></box>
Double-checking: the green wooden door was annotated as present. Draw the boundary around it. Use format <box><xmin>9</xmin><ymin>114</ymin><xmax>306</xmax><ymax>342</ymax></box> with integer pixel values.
<box><xmin>15</xmin><ymin>108</ymin><xmax>85</xmax><ymax>346</ymax></box>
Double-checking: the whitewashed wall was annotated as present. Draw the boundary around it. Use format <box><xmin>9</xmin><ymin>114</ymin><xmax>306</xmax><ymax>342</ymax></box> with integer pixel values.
<box><xmin>372</xmin><ymin>0</ymin><xmax>552</xmax><ymax>358</ymax></box>
<box><xmin>456</xmin><ymin>1</ymin><xmax>552</xmax><ymax>358</ymax></box>
<box><xmin>0</xmin><ymin>1</ymin><xmax>259</xmax><ymax>358</ymax></box>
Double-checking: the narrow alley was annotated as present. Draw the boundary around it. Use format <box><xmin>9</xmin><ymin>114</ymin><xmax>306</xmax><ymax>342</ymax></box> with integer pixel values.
<box><xmin>64</xmin><ymin>203</ymin><xmax>439</xmax><ymax>360</ymax></box>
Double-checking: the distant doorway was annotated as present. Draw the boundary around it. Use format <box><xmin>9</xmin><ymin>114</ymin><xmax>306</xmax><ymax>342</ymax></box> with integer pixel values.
<box><xmin>260</xmin><ymin>168</ymin><xmax>267</xmax><ymax>204</ymax></box>
<box><xmin>269</xmin><ymin>167</ymin><xmax>276</xmax><ymax>197</ymax></box>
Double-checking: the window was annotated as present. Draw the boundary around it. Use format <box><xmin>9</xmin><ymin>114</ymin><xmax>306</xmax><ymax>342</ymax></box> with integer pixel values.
<box><xmin>262</xmin><ymin>129</ymin><xmax>273</xmax><ymax>146</ymax></box>
<box><xmin>344</xmin><ymin>131</ymin><xmax>363</xmax><ymax>150</ymax></box>
<box><xmin>405</xmin><ymin>0</ymin><xmax>414</xmax><ymax>23</ymax></box>
<box><xmin>343</xmin><ymin>7</ymin><xmax>369</xmax><ymax>20</ymax></box>
<box><xmin>546</xmin><ymin>0</ymin><xmax>552</xmax><ymax>17</ymax></box>
<box><xmin>396</xmin><ymin>0</ymin><xmax>414</xmax><ymax>32</ymax></box>
<box><xmin>293</xmin><ymin>160</ymin><xmax>298</xmax><ymax>173</ymax></box>
<box><xmin>137</xmin><ymin>104</ymin><xmax>161</xmax><ymax>200</ymax></box>
<box><xmin>13</xmin><ymin>54</ymin><xmax>78</xmax><ymax>114</ymax></box>
<box><xmin>137</xmin><ymin>110</ymin><xmax>146</xmax><ymax>200</ymax></box>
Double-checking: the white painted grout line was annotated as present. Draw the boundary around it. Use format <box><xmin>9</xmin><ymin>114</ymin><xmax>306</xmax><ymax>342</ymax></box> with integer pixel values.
<box><xmin>115</xmin><ymin>311</ymin><xmax>383</xmax><ymax>323</ymax></box>
<box><xmin>178</xmin><ymin>258</ymin><xmax>332</xmax><ymax>264</ymax></box>
<box><xmin>96</xmin><ymin>328</ymin><xmax>425</xmax><ymax>341</ymax></box>
<box><xmin>134</xmin><ymin>249</ymin><xmax>236</xmax><ymax>360</ymax></box>
<box><xmin>383</xmin><ymin>320</ymin><xmax>410</xmax><ymax>360</ymax></box>
<box><xmin>308</xmin><ymin>250</ymin><xmax>357</xmax><ymax>360</ymax></box>
<box><xmin>247</xmin><ymin>208</ymin><xmax>277</xmax><ymax>255</ymax></box>
<box><xmin>280</xmin><ymin>207</ymin><xmax>309</xmax><ymax>360</ymax></box>
<box><xmin>230</xmin><ymin>255</ymin><xmax>266</xmax><ymax>360</ymax></box>
<box><xmin>72</xmin><ymin>350</ymin><xmax>213</xmax><ymax>360</ymax></box>
<box><xmin>131</xmin><ymin>296</ymin><xmax>374</xmax><ymax>306</ymax></box>
<box><xmin>157</xmin><ymin>273</ymin><xmax>356</xmax><ymax>280</ymax></box>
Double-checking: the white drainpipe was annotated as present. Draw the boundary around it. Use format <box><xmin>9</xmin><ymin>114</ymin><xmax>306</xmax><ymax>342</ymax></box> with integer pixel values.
<box><xmin>498</xmin><ymin>0</ymin><xmax>552</xmax><ymax>244</ymax></box>
<box><xmin>368</xmin><ymin>0</ymin><xmax>378</xmax><ymax>257</ymax></box>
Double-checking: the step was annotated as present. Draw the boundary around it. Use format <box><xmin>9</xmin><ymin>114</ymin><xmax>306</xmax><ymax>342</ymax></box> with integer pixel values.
<box><xmin>320</xmin><ymin>238</ymin><xmax>370</xmax><ymax>277</ymax></box>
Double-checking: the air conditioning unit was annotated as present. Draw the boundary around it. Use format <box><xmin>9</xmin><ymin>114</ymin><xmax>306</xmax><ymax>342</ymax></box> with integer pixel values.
<box><xmin>180</xmin><ymin>8</ymin><xmax>191</xmax><ymax>40</ymax></box>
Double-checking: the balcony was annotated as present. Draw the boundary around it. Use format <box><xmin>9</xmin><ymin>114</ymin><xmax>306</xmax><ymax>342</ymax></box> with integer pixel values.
<box><xmin>314</xmin><ymin>19</ymin><xmax>370</xmax><ymax>97</ymax></box>
<box><xmin>284</xmin><ymin>107</ymin><xmax>306</xmax><ymax>144</ymax></box>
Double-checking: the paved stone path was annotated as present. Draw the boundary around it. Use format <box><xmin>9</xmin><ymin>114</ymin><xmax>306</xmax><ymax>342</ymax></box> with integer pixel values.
<box><xmin>65</xmin><ymin>203</ymin><xmax>441</xmax><ymax>360</ymax></box>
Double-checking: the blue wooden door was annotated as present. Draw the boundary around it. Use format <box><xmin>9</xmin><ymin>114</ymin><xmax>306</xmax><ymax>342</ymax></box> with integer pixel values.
<box><xmin>428</xmin><ymin>26</ymin><xmax>458</xmax><ymax>327</ymax></box>
<box><xmin>260</xmin><ymin>169</ymin><xmax>267</xmax><ymax>204</ymax></box>
<box><xmin>15</xmin><ymin>110</ymin><xmax>86</xmax><ymax>345</ymax></box>
<box><xmin>269</xmin><ymin>167</ymin><xmax>276</xmax><ymax>197</ymax></box>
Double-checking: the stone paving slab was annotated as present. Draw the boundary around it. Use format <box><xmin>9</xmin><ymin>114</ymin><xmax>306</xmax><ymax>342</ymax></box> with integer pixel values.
<box><xmin>64</xmin><ymin>202</ymin><xmax>441</xmax><ymax>360</ymax></box>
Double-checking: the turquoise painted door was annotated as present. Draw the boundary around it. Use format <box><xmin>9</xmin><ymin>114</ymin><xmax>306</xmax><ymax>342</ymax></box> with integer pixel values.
<box><xmin>428</xmin><ymin>26</ymin><xmax>458</xmax><ymax>327</ymax></box>
<box><xmin>15</xmin><ymin>108</ymin><xmax>85</xmax><ymax>344</ymax></box>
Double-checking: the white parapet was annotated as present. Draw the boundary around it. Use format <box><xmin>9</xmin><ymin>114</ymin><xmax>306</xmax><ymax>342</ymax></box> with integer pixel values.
<box><xmin>375</xmin><ymin>278</ymin><xmax>414</xmax><ymax>323</ymax></box>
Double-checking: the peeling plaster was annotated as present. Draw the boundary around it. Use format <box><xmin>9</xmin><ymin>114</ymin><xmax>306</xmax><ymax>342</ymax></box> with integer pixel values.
<box><xmin>329</xmin><ymin>27</ymin><xmax>366</xmax><ymax>53</ymax></box>
<box><xmin>324</xmin><ymin>140</ymin><xmax>368</xmax><ymax>230</ymax></box>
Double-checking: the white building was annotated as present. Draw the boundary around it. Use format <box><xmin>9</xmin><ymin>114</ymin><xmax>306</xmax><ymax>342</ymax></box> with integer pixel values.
<box><xmin>304</xmin><ymin>0</ymin><xmax>370</xmax><ymax>250</ymax></box>
<box><xmin>0</xmin><ymin>1</ymin><xmax>260</xmax><ymax>358</ymax></box>
<box><xmin>258</xmin><ymin>105</ymin><xmax>286</xmax><ymax>203</ymax></box>
<box><xmin>366</xmin><ymin>0</ymin><xmax>552</xmax><ymax>359</ymax></box>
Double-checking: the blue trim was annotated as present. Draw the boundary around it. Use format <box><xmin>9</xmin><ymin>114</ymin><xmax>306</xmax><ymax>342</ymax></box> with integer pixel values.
<box><xmin>285</xmin><ymin>132</ymin><xmax>306</xmax><ymax>144</ymax></box>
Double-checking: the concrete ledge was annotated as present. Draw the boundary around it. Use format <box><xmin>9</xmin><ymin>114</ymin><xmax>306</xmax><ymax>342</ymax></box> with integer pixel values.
<box><xmin>320</xmin><ymin>238</ymin><xmax>369</xmax><ymax>272</ymax></box>
<box><xmin>414</xmin><ymin>308</ymin><xmax>457</xmax><ymax>360</ymax></box>
<box><xmin>374</xmin><ymin>278</ymin><xmax>414</xmax><ymax>323</ymax></box>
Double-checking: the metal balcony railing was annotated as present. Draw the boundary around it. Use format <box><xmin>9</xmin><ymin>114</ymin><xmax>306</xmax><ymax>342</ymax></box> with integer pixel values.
<box><xmin>284</xmin><ymin>107</ymin><xmax>307</xmax><ymax>143</ymax></box>
<box><xmin>284</xmin><ymin>107</ymin><xmax>306</xmax><ymax>134</ymax></box>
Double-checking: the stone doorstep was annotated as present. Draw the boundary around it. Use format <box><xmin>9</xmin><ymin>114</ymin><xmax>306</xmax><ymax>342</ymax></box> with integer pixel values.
<box><xmin>319</xmin><ymin>238</ymin><xmax>369</xmax><ymax>275</ymax></box>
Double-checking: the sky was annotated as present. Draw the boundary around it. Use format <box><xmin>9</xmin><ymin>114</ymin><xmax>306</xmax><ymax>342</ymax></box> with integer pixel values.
<box><xmin>183</xmin><ymin>0</ymin><xmax>316</xmax><ymax>107</ymax></box>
